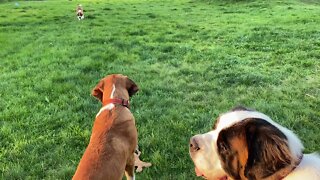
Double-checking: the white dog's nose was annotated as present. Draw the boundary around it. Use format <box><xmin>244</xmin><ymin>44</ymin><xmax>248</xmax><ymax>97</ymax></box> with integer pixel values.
<box><xmin>190</xmin><ymin>136</ymin><xmax>201</xmax><ymax>152</ymax></box>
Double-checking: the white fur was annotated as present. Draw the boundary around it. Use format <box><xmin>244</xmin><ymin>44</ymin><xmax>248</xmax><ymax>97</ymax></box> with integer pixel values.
<box><xmin>189</xmin><ymin>131</ymin><xmax>226</xmax><ymax>179</ymax></box>
<box><xmin>284</xmin><ymin>153</ymin><xmax>320</xmax><ymax>180</ymax></box>
<box><xmin>78</xmin><ymin>15</ymin><xmax>84</xmax><ymax>20</ymax></box>
<box><xmin>110</xmin><ymin>84</ymin><xmax>115</xmax><ymax>98</ymax></box>
<box><xmin>125</xmin><ymin>171</ymin><xmax>135</xmax><ymax>180</ymax></box>
<box><xmin>96</xmin><ymin>84</ymin><xmax>115</xmax><ymax>117</ymax></box>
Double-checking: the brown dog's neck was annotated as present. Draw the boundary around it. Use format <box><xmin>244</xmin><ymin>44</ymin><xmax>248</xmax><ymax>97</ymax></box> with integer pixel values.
<box><xmin>101</xmin><ymin>84</ymin><xmax>130</xmax><ymax>105</ymax></box>
<box><xmin>96</xmin><ymin>87</ymin><xmax>130</xmax><ymax>117</ymax></box>
<box><xmin>104</xmin><ymin>98</ymin><xmax>130</xmax><ymax>109</ymax></box>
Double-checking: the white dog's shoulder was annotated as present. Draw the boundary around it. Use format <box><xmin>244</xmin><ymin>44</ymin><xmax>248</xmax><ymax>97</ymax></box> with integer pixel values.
<box><xmin>284</xmin><ymin>153</ymin><xmax>320</xmax><ymax>180</ymax></box>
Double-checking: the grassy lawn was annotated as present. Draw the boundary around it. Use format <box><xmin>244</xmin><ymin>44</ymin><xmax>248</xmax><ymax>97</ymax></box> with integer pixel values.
<box><xmin>0</xmin><ymin>0</ymin><xmax>319</xmax><ymax>179</ymax></box>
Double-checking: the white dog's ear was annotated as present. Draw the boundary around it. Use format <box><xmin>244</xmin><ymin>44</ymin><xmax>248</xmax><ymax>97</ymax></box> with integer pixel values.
<box><xmin>243</xmin><ymin>119</ymin><xmax>292</xmax><ymax>179</ymax></box>
<box><xmin>217</xmin><ymin>118</ymin><xmax>292</xmax><ymax>180</ymax></box>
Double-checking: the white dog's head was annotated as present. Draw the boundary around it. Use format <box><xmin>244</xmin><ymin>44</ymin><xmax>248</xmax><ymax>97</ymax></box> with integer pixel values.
<box><xmin>190</xmin><ymin>131</ymin><xmax>227</xmax><ymax>180</ymax></box>
<box><xmin>189</xmin><ymin>107</ymin><xmax>304</xmax><ymax>180</ymax></box>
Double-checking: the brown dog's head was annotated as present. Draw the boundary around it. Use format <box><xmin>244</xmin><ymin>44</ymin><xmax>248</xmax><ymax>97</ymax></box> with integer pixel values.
<box><xmin>91</xmin><ymin>74</ymin><xmax>139</xmax><ymax>104</ymax></box>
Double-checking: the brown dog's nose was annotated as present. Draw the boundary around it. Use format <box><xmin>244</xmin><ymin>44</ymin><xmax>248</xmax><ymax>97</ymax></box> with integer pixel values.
<box><xmin>190</xmin><ymin>136</ymin><xmax>201</xmax><ymax>152</ymax></box>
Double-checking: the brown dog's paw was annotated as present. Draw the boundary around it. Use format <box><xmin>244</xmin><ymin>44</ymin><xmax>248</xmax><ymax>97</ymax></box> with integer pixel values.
<box><xmin>134</xmin><ymin>153</ymin><xmax>152</xmax><ymax>172</ymax></box>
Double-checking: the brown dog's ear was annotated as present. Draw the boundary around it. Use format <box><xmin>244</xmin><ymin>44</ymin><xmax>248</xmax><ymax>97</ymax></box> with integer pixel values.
<box><xmin>126</xmin><ymin>77</ymin><xmax>139</xmax><ymax>97</ymax></box>
<box><xmin>92</xmin><ymin>80</ymin><xmax>104</xmax><ymax>102</ymax></box>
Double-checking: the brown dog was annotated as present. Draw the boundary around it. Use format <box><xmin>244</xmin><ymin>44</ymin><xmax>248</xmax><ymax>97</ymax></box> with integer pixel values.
<box><xmin>73</xmin><ymin>74</ymin><xmax>139</xmax><ymax>180</ymax></box>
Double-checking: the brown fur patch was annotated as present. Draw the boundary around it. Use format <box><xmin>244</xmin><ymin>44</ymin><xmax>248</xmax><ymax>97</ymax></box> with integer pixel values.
<box><xmin>217</xmin><ymin>118</ymin><xmax>294</xmax><ymax>180</ymax></box>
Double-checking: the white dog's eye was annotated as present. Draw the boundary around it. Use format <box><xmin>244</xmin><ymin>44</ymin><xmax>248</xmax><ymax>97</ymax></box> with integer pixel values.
<box><xmin>219</xmin><ymin>142</ymin><xmax>228</xmax><ymax>152</ymax></box>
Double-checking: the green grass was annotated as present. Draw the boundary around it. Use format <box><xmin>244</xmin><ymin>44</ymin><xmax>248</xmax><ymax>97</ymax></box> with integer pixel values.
<box><xmin>1</xmin><ymin>0</ymin><xmax>319</xmax><ymax>179</ymax></box>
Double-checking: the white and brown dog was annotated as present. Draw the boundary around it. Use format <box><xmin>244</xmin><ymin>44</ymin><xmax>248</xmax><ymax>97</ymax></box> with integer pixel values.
<box><xmin>76</xmin><ymin>4</ymin><xmax>84</xmax><ymax>20</ymax></box>
<box><xmin>189</xmin><ymin>106</ymin><xmax>320</xmax><ymax>180</ymax></box>
<box><xmin>73</xmin><ymin>74</ymin><xmax>139</xmax><ymax>180</ymax></box>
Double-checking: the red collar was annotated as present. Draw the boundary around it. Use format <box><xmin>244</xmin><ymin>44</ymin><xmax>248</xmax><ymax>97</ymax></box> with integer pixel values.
<box><xmin>105</xmin><ymin>98</ymin><xmax>130</xmax><ymax>109</ymax></box>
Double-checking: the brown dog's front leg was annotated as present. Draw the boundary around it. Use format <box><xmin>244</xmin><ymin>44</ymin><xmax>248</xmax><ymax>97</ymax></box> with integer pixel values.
<box><xmin>125</xmin><ymin>154</ymin><xmax>135</xmax><ymax>180</ymax></box>
<box><xmin>134</xmin><ymin>153</ymin><xmax>152</xmax><ymax>172</ymax></box>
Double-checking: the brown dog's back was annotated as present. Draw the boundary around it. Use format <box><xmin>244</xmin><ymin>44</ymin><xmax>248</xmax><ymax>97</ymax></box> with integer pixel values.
<box><xmin>73</xmin><ymin>74</ymin><xmax>139</xmax><ymax>180</ymax></box>
<box><xmin>73</xmin><ymin>107</ymin><xmax>137</xmax><ymax>180</ymax></box>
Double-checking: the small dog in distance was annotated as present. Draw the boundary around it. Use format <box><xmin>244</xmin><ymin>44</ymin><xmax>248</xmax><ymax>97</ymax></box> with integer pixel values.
<box><xmin>76</xmin><ymin>4</ymin><xmax>84</xmax><ymax>20</ymax></box>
